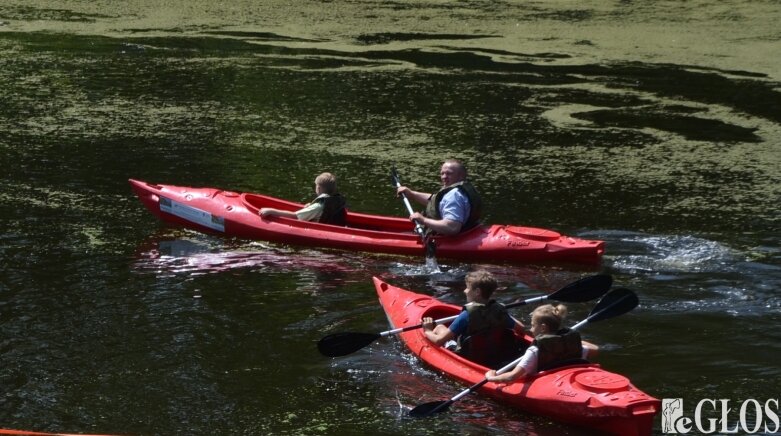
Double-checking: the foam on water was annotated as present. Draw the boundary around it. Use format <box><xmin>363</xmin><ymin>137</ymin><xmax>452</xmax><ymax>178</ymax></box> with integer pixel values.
<box><xmin>603</xmin><ymin>232</ymin><xmax>738</xmax><ymax>274</ymax></box>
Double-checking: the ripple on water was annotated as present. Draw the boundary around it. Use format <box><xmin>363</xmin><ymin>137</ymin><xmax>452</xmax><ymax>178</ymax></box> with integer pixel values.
<box><xmin>583</xmin><ymin>230</ymin><xmax>781</xmax><ymax>316</ymax></box>
<box><xmin>601</xmin><ymin>232</ymin><xmax>738</xmax><ymax>274</ymax></box>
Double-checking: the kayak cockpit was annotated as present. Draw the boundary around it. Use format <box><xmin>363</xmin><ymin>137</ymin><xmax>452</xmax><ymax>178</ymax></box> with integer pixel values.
<box><xmin>242</xmin><ymin>192</ymin><xmax>419</xmax><ymax>234</ymax></box>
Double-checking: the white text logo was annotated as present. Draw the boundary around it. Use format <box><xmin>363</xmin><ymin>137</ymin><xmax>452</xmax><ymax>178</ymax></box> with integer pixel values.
<box><xmin>662</xmin><ymin>398</ymin><xmax>780</xmax><ymax>434</ymax></box>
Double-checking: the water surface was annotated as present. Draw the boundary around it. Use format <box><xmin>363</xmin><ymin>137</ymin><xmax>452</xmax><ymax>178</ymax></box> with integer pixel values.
<box><xmin>0</xmin><ymin>1</ymin><xmax>779</xmax><ymax>434</ymax></box>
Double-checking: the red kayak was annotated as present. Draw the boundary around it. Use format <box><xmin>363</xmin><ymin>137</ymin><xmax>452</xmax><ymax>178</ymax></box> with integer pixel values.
<box><xmin>129</xmin><ymin>179</ymin><xmax>604</xmax><ymax>264</ymax></box>
<box><xmin>0</xmin><ymin>430</ymin><xmax>116</xmax><ymax>436</ymax></box>
<box><xmin>373</xmin><ymin>277</ymin><xmax>660</xmax><ymax>435</ymax></box>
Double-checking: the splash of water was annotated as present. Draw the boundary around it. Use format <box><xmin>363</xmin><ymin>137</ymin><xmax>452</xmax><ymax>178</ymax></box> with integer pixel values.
<box><xmin>425</xmin><ymin>255</ymin><xmax>441</xmax><ymax>273</ymax></box>
<box><xmin>608</xmin><ymin>233</ymin><xmax>737</xmax><ymax>274</ymax></box>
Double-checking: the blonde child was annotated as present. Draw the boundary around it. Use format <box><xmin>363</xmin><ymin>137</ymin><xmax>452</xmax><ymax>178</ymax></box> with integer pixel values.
<box><xmin>485</xmin><ymin>303</ymin><xmax>598</xmax><ymax>382</ymax></box>
<box><xmin>260</xmin><ymin>172</ymin><xmax>347</xmax><ymax>225</ymax></box>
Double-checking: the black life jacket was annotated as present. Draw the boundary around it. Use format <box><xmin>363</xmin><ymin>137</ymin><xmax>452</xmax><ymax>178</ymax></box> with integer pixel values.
<box><xmin>456</xmin><ymin>301</ymin><xmax>521</xmax><ymax>368</ymax></box>
<box><xmin>424</xmin><ymin>180</ymin><xmax>482</xmax><ymax>234</ymax></box>
<box><xmin>463</xmin><ymin>300</ymin><xmax>509</xmax><ymax>336</ymax></box>
<box><xmin>532</xmin><ymin>328</ymin><xmax>584</xmax><ymax>372</ymax></box>
<box><xmin>313</xmin><ymin>193</ymin><xmax>347</xmax><ymax>226</ymax></box>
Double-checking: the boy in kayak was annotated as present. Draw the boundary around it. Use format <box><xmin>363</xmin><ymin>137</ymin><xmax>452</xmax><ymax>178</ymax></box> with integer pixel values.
<box><xmin>396</xmin><ymin>159</ymin><xmax>482</xmax><ymax>236</ymax></box>
<box><xmin>259</xmin><ymin>172</ymin><xmax>347</xmax><ymax>226</ymax></box>
<box><xmin>422</xmin><ymin>270</ymin><xmax>525</xmax><ymax>367</ymax></box>
<box><xmin>484</xmin><ymin>304</ymin><xmax>599</xmax><ymax>382</ymax></box>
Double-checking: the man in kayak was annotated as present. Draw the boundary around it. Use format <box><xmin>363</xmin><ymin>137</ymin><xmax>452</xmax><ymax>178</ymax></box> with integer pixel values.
<box><xmin>484</xmin><ymin>304</ymin><xmax>599</xmax><ymax>382</ymax></box>
<box><xmin>259</xmin><ymin>172</ymin><xmax>347</xmax><ymax>226</ymax></box>
<box><xmin>396</xmin><ymin>159</ymin><xmax>482</xmax><ymax>236</ymax></box>
<box><xmin>422</xmin><ymin>270</ymin><xmax>525</xmax><ymax>367</ymax></box>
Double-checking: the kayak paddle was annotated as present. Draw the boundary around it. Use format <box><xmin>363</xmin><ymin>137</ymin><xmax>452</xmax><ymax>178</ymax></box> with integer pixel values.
<box><xmin>317</xmin><ymin>274</ymin><xmax>612</xmax><ymax>357</ymax></box>
<box><xmin>408</xmin><ymin>286</ymin><xmax>638</xmax><ymax>418</ymax></box>
<box><xmin>390</xmin><ymin>166</ymin><xmax>437</xmax><ymax>259</ymax></box>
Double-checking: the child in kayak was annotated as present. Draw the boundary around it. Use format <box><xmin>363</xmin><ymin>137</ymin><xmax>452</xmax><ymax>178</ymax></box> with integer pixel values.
<box><xmin>259</xmin><ymin>172</ymin><xmax>347</xmax><ymax>226</ymax></box>
<box><xmin>484</xmin><ymin>303</ymin><xmax>599</xmax><ymax>382</ymax></box>
<box><xmin>422</xmin><ymin>270</ymin><xmax>525</xmax><ymax>367</ymax></box>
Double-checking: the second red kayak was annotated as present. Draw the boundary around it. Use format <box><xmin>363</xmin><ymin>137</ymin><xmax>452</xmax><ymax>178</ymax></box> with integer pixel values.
<box><xmin>373</xmin><ymin>277</ymin><xmax>660</xmax><ymax>435</ymax></box>
<box><xmin>129</xmin><ymin>179</ymin><xmax>604</xmax><ymax>264</ymax></box>
<box><xmin>0</xmin><ymin>429</ymin><xmax>116</xmax><ymax>436</ymax></box>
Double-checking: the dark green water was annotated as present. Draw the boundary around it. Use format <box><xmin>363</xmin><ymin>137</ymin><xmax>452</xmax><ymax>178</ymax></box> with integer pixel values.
<box><xmin>1</xmin><ymin>1</ymin><xmax>779</xmax><ymax>435</ymax></box>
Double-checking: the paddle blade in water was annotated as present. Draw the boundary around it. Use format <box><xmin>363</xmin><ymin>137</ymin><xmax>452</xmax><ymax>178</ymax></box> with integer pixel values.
<box><xmin>317</xmin><ymin>332</ymin><xmax>381</xmax><ymax>357</ymax></box>
<box><xmin>408</xmin><ymin>400</ymin><xmax>451</xmax><ymax>418</ymax></box>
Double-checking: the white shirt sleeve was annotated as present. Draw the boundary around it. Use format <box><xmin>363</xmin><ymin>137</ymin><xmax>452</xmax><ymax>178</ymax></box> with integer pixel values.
<box><xmin>515</xmin><ymin>344</ymin><xmax>589</xmax><ymax>377</ymax></box>
<box><xmin>295</xmin><ymin>195</ymin><xmax>326</xmax><ymax>222</ymax></box>
<box><xmin>517</xmin><ymin>345</ymin><xmax>539</xmax><ymax>376</ymax></box>
<box><xmin>439</xmin><ymin>189</ymin><xmax>470</xmax><ymax>223</ymax></box>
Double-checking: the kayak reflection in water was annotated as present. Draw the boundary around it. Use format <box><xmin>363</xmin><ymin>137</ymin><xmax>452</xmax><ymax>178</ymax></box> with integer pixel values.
<box><xmin>259</xmin><ymin>172</ymin><xmax>347</xmax><ymax>226</ymax></box>
<box><xmin>422</xmin><ymin>270</ymin><xmax>526</xmax><ymax>368</ymax></box>
<box><xmin>485</xmin><ymin>304</ymin><xmax>599</xmax><ymax>382</ymax></box>
<box><xmin>395</xmin><ymin>159</ymin><xmax>482</xmax><ymax>236</ymax></box>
